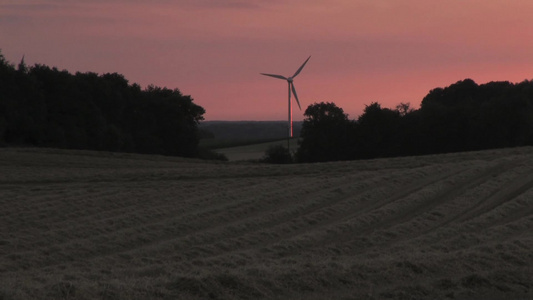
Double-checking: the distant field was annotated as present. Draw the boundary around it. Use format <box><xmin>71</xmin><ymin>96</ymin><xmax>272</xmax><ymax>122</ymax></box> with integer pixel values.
<box><xmin>0</xmin><ymin>147</ymin><xmax>532</xmax><ymax>299</ymax></box>
<box><xmin>211</xmin><ymin>138</ymin><xmax>300</xmax><ymax>161</ymax></box>
<box><xmin>199</xmin><ymin>137</ymin><xmax>289</xmax><ymax>150</ymax></box>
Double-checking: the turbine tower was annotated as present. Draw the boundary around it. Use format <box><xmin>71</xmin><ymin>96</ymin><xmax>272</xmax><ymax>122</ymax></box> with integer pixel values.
<box><xmin>261</xmin><ymin>56</ymin><xmax>311</xmax><ymax>138</ymax></box>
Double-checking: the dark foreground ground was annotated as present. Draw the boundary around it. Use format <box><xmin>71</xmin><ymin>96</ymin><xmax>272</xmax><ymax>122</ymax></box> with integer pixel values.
<box><xmin>0</xmin><ymin>147</ymin><xmax>531</xmax><ymax>299</ymax></box>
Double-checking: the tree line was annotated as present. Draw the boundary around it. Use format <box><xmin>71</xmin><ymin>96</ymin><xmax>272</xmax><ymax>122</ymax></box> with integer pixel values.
<box><xmin>3</xmin><ymin>51</ymin><xmax>532</xmax><ymax>162</ymax></box>
<box><xmin>295</xmin><ymin>78</ymin><xmax>533</xmax><ymax>163</ymax></box>
<box><xmin>0</xmin><ymin>51</ymin><xmax>205</xmax><ymax>157</ymax></box>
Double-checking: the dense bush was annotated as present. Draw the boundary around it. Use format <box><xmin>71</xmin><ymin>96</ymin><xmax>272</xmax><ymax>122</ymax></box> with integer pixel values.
<box><xmin>197</xmin><ymin>148</ymin><xmax>228</xmax><ymax>161</ymax></box>
<box><xmin>263</xmin><ymin>144</ymin><xmax>293</xmax><ymax>164</ymax></box>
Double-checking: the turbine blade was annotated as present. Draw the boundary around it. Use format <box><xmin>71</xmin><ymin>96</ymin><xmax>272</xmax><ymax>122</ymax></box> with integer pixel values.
<box><xmin>291</xmin><ymin>82</ymin><xmax>301</xmax><ymax>110</ymax></box>
<box><xmin>260</xmin><ymin>73</ymin><xmax>287</xmax><ymax>80</ymax></box>
<box><xmin>292</xmin><ymin>55</ymin><xmax>311</xmax><ymax>78</ymax></box>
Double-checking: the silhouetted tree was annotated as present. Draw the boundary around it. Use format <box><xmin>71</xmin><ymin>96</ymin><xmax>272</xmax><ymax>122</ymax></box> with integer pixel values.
<box><xmin>418</xmin><ymin>78</ymin><xmax>533</xmax><ymax>153</ymax></box>
<box><xmin>395</xmin><ymin>102</ymin><xmax>414</xmax><ymax>116</ymax></box>
<box><xmin>355</xmin><ymin>102</ymin><xmax>401</xmax><ymax>158</ymax></box>
<box><xmin>296</xmin><ymin>102</ymin><xmax>355</xmax><ymax>162</ymax></box>
<box><xmin>418</xmin><ymin>79</ymin><xmax>479</xmax><ymax>153</ymax></box>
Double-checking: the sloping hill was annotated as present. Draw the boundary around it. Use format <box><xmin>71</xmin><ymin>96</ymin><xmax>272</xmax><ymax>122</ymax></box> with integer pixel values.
<box><xmin>0</xmin><ymin>147</ymin><xmax>531</xmax><ymax>299</ymax></box>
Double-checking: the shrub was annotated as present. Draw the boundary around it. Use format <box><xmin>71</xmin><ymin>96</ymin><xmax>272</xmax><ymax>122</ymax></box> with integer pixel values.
<box><xmin>197</xmin><ymin>148</ymin><xmax>228</xmax><ymax>161</ymax></box>
<box><xmin>263</xmin><ymin>144</ymin><xmax>293</xmax><ymax>164</ymax></box>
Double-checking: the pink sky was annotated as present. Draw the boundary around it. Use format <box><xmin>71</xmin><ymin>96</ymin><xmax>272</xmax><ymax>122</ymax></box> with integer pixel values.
<box><xmin>1</xmin><ymin>0</ymin><xmax>533</xmax><ymax>121</ymax></box>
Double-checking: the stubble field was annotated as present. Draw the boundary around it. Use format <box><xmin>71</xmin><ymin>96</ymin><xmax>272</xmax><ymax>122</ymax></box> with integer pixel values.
<box><xmin>0</xmin><ymin>147</ymin><xmax>531</xmax><ymax>299</ymax></box>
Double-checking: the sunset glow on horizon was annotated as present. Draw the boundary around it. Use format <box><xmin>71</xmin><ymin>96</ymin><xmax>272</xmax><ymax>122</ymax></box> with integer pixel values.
<box><xmin>2</xmin><ymin>0</ymin><xmax>533</xmax><ymax>121</ymax></box>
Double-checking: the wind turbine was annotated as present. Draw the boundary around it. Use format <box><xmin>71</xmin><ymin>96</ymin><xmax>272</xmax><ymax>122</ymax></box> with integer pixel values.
<box><xmin>261</xmin><ymin>56</ymin><xmax>311</xmax><ymax>138</ymax></box>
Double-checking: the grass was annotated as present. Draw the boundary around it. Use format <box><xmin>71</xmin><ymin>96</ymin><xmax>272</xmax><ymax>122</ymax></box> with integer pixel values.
<box><xmin>0</xmin><ymin>146</ymin><xmax>532</xmax><ymax>299</ymax></box>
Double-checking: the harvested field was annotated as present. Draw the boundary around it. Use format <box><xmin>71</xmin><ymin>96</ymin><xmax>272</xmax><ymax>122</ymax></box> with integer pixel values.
<box><xmin>0</xmin><ymin>147</ymin><xmax>531</xmax><ymax>299</ymax></box>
